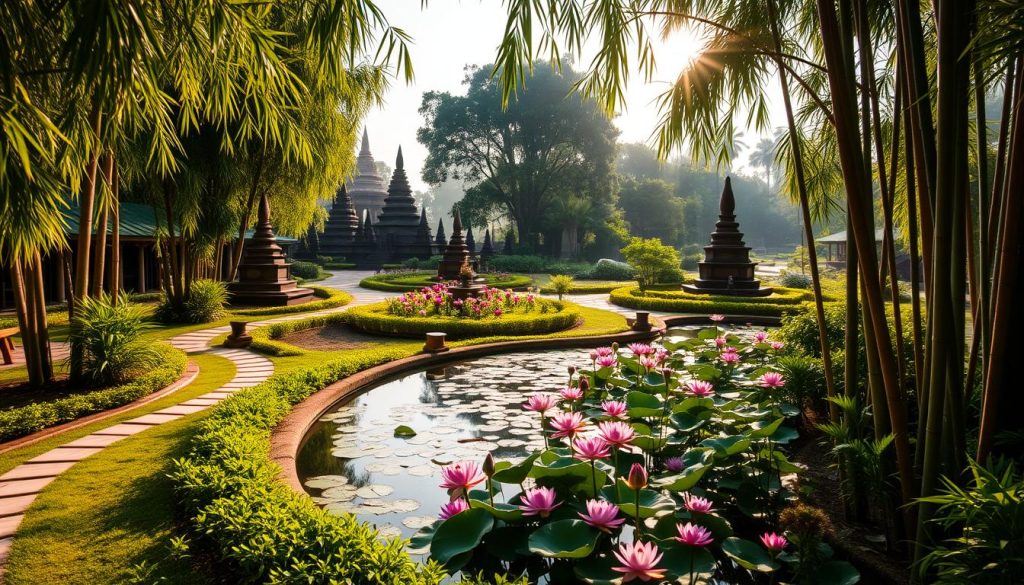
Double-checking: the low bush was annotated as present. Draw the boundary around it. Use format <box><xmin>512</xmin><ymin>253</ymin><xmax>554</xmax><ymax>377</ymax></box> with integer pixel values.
<box><xmin>229</xmin><ymin>286</ymin><xmax>352</xmax><ymax>317</ymax></box>
<box><xmin>778</xmin><ymin>272</ymin><xmax>812</xmax><ymax>289</ymax></box>
<box><xmin>486</xmin><ymin>254</ymin><xmax>549</xmax><ymax>273</ymax></box>
<box><xmin>621</xmin><ymin>237</ymin><xmax>683</xmax><ymax>290</ymax></box>
<box><xmin>347</xmin><ymin>299</ymin><xmax>580</xmax><ymax>339</ymax></box>
<box><xmin>547</xmin><ymin>275</ymin><xmax>574</xmax><ymax>299</ymax></box>
<box><xmin>290</xmin><ymin>260</ymin><xmax>324</xmax><ymax>281</ymax></box>
<box><xmin>323</xmin><ymin>262</ymin><xmax>356</xmax><ymax>270</ymax></box>
<box><xmin>155</xmin><ymin>279</ymin><xmax>228</xmax><ymax>324</ymax></box>
<box><xmin>590</xmin><ymin>258</ymin><xmax>635</xmax><ymax>280</ymax></box>
<box><xmin>609</xmin><ymin>286</ymin><xmax>819</xmax><ymax>317</ymax></box>
<box><xmin>67</xmin><ymin>293</ymin><xmax>160</xmax><ymax>386</ymax></box>
<box><xmin>542</xmin><ymin>261</ymin><xmax>593</xmax><ymax>278</ymax></box>
<box><xmin>537</xmin><ymin>280</ymin><xmax>634</xmax><ymax>295</ymax></box>
<box><xmin>0</xmin><ymin>344</ymin><xmax>186</xmax><ymax>443</ymax></box>
<box><xmin>400</xmin><ymin>256</ymin><xmax>442</xmax><ymax>270</ymax></box>
<box><xmin>315</xmin><ymin>255</ymin><xmax>333</xmax><ymax>265</ymax></box>
<box><xmin>249</xmin><ymin>313</ymin><xmax>349</xmax><ymax>356</ymax></box>
<box><xmin>359</xmin><ymin>271</ymin><xmax>533</xmax><ymax>292</ymax></box>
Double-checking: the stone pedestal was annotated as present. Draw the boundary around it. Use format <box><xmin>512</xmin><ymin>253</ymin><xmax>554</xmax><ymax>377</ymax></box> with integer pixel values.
<box><xmin>449</xmin><ymin>284</ymin><xmax>485</xmax><ymax>301</ymax></box>
<box><xmin>682</xmin><ymin>177</ymin><xmax>773</xmax><ymax>297</ymax></box>
<box><xmin>228</xmin><ymin>194</ymin><xmax>315</xmax><ymax>306</ymax></box>
<box><xmin>423</xmin><ymin>332</ymin><xmax>449</xmax><ymax>353</ymax></box>
<box><xmin>224</xmin><ymin>321</ymin><xmax>253</xmax><ymax>348</ymax></box>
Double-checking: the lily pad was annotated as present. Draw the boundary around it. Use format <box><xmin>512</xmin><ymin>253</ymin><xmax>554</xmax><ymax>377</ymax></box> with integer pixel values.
<box><xmin>721</xmin><ymin>536</ymin><xmax>780</xmax><ymax>572</ymax></box>
<box><xmin>528</xmin><ymin>519</ymin><xmax>601</xmax><ymax>558</ymax></box>
<box><xmin>430</xmin><ymin>508</ymin><xmax>494</xmax><ymax>568</ymax></box>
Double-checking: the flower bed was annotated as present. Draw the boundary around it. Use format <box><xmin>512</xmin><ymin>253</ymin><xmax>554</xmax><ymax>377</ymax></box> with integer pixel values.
<box><xmin>609</xmin><ymin>286</ymin><xmax>834</xmax><ymax>317</ymax></box>
<box><xmin>248</xmin><ymin>313</ymin><xmax>350</xmax><ymax>356</ymax></box>
<box><xmin>0</xmin><ymin>344</ymin><xmax>187</xmax><ymax>442</ymax></box>
<box><xmin>229</xmin><ymin>286</ymin><xmax>352</xmax><ymax>317</ymax></box>
<box><xmin>412</xmin><ymin>330</ymin><xmax>859</xmax><ymax>584</ymax></box>
<box><xmin>347</xmin><ymin>290</ymin><xmax>580</xmax><ymax>339</ymax></box>
<box><xmin>359</xmin><ymin>271</ymin><xmax>533</xmax><ymax>292</ymax></box>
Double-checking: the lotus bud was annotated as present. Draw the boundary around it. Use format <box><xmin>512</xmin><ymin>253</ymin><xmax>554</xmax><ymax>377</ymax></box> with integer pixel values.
<box><xmin>482</xmin><ymin>452</ymin><xmax>495</xmax><ymax>478</ymax></box>
<box><xmin>568</xmin><ymin>365</ymin><xmax>577</xmax><ymax>375</ymax></box>
<box><xmin>625</xmin><ymin>463</ymin><xmax>648</xmax><ymax>490</ymax></box>
<box><xmin>578</xmin><ymin>376</ymin><xmax>590</xmax><ymax>393</ymax></box>
<box><xmin>611</xmin><ymin>342</ymin><xmax>619</xmax><ymax>351</ymax></box>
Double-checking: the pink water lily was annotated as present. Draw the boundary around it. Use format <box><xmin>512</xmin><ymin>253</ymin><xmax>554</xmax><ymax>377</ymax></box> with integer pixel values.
<box><xmin>683</xmin><ymin>493</ymin><xmax>714</xmax><ymax>513</ymax></box>
<box><xmin>438</xmin><ymin>498</ymin><xmax>469</xmax><ymax>520</ymax></box>
<box><xmin>664</xmin><ymin>456</ymin><xmax>684</xmax><ymax>473</ymax></box>
<box><xmin>596</xmin><ymin>355</ymin><xmax>617</xmax><ymax>368</ymax></box>
<box><xmin>761</xmin><ymin>532</ymin><xmax>789</xmax><ymax>552</ymax></box>
<box><xmin>709</xmin><ymin>314</ymin><xmax>725</xmax><ymax>322</ymax></box>
<box><xmin>518</xmin><ymin>486</ymin><xmax>560</xmax><ymax>517</ymax></box>
<box><xmin>560</xmin><ymin>386</ymin><xmax>585</xmax><ymax>401</ymax></box>
<box><xmin>628</xmin><ymin>343</ymin><xmax>655</xmax><ymax>356</ymax></box>
<box><xmin>579</xmin><ymin>499</ymin><xmax>625</xmax><ymax>533</ymax></box>
<box><xmin>655</xmin><ymin>349</ymin><xmax>669</xmax><ymax>363</ymax></box>
<box><xmin>754</xmin><ymin>331</ymin><xmax>769</xmax><ymax>343</ymax></box>
<box><xmin>594</xmin><ymin>346</ymin><xmax>615</xmax><ymax>357</ymax></box>
<box><xmin>720</xmin><ymin>351</ymin><xmax>741</xmax><ymax>365</ymax></box>
<box><xmin>675</xmin><ymin>522</ymin><xmax>714</xmax><ymax>547</ymax></box>
<box><xmin>686</xmin><ymin>380</ymin><xmax>715</xmax><ymax>398</ymax></box>
<box><xmin>601</xmin><ymin>400</ymin><xmax>628</xmax><ymax>419</ymax></box>
<box><xmin>714</xmin><ymin>336</ymin><xmax>727</xmax><ymax>348</ymax></box>
<box><xmin>439</xmin><ymin>461</ymin><xmax>486</xmax><ymax>492</ymax></box>
<box><xmin>770</xmin><ymin>340</ymin><xmax>785</xmax><ymax>351</ymax></box>
<box><xmin>597</xmin><ymin>420</ymin><xmax>636</xmax><ymax>447</ymax></box>
<box><xmin>523</xmin><ymin>393</ymin><xmax>558</xmax><ymax>413</ymax></box>
<box><xmin>639</xmin><ymin>357</ymin><xmax>659</xmax><ymax>370</ymax></box>
<box><xmin>573</xmin><ymin>436</ymin><xmax>611</xmax><ymax>461</ymax></box>
<box><xmin>612</xmin><ymin>540</ymin><xmax>666</xmax><ymax>583</ymax></box>
<box><xmin>759</xmin><ymin>372</ymin><xmax>786</xmax><ymax>388</ymax></box>
<box><xmin>549</xmin><ymin>411</ymin><xmax>587</xmax><ymax>439</ymax></box>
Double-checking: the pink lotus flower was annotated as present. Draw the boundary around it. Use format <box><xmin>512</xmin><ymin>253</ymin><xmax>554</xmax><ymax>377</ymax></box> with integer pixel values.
<box><xmin>628</xmin><ymin>343</ymin><xmax>655</xmax><ymax>356</ymax></box>
<box><xmin>438</xmin><ymin>498</ymin><xmax>469</xmax><ymax>520</ymax></box>
<box><xmin>625</xmin><ymin>463</ymin><xmax>648</xmax><ymax>490</ymax></box>
<box><xmin>589</xmin><ymin>349</ymin><xmax>599</xmax><ymax>361</ymax></box>
<box><xmin>720</xmin><ymin>351</ymin><xmax>741</xmax><ymax>365</ymax></box>
<box><xmin>579</xmin><ymin>499</ymin><xmax>626</xmax><ymax>533</ymax></box>
<box><xmin>675</xmin><ymin>522</ymin><xmax>714</xmax><ymax>547</ymax></box>
<box><xmin>595</xmin><ymin>346</ymin><xmax>615</xmax><ymax>357</ymax></box>
<box><xmin>597</xmin><ymin>420</ymin><xmax>636</xmax><ymax>447</ymax></box>
<box><xmin>686</xmin><ymin>380</ymin><xmax>715</xmax><ymax>398</ymax></box>
<box><xmin>612</xmin><ymin>540</ymin><xmax>666</xmax><ymax>582</ymax></box>
<box><xmin>549</xmin><ymin>411</ymin><xmax>587</xmax><ymax>439</ymax></box>
<box><xmin>601</xmin><ymin>400</ymin><xmax>628</xmax><ymax>419</ymax></box>
<box><xmin>683</xmin><ymin>493</ymin><xmax>714</xmax><ymax>513</ymax></box>
<box><xmin>754</xmin><ymin>331</ymin><xmax>769</xmax><ymax>343</ymax></box>
<box><xmin>573</xmin><ymin>436</ymin><xmax>611</xmax><ymax>461</ymax></box>
<box><xmin>655</xmin><ymin>349</ymin><xmax>669</xmax><ymax>363</ymax></box>
<box><xmin>560</xmin><ymin>386</ymin><xmax>585</xmax><ymax>401</ymax></box>
<box><xmin>714</xmin><ymin>337</ymin><xmax>727</xmax><ymax>348</ymax></box>
<box><xmin>596</xmin><ymin>355</ymin><xmax>617</xmax><ymax>368</ymax></box>
<box><xmin>760</xmin><ymin>532</ymin><xmax>788</xmax><ymax>552</ymax></box>
<box><xmin>523</xmin><ymin>393</ymin><xmax>558</xmax><ymax>413</ymax></box>
<box><xmin>770</xmin><ymin>340</ymin><xmax>785</xmax><ymax>351</ymax></box>
<box><xmin>709</xmin><ymin>314</ymin><xmax>725</xmax><ymax>322</ymax></box>
<box><xmin>639</xmin><ymin>357</ymin><xmax>659</xmax><ymax>369</ymax></box>
<box><xmin>664</xmin><ymin>456</ymin><xmax>684</xmax><ymax>473</ymax></box>
<box><xmin>440</xmin><ymin>460</ymin><xmax>486</xmax><ymax>492</ymax></box>
<box><xmin>518</xmin><ymin>486</ymin><xmax>560</xmax><ymax>517</ymax></box>
<box><xmin>759</xmin><ymin>372</ymin><xmax>786</xmax><ymax>388</ymax></box>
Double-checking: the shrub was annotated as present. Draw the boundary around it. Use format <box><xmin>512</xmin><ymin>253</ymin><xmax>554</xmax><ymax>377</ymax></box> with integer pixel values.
<box><xmin>323</xmin><ymin>262</ymin><xmax>356</xmax><ymax>270</ymax></box>
<box><xmin>538</xmin><ymin>280</ymin><xmax>632</xmax><ymax>295</ymax></box>
<box><xmin>590</xmin><ymin>258</ymin><xmax>635</xmax><ymax>280</ymax></box>
<box><xmin>0</xmin><ymin>344</ymin><xmax>186</xmax><ymax>442</ymax></box>
<box><xmin>68</xmin><ymin>292</ymin><xmax>160</xmax><ymax>386</ymax></box>
<box><xmin>290</xmin><ymin>260</ymin><xmax>324</xmax><ymax>280</ymax></box>
<box><xmin>656</xmin><ymin>263</ymin><xmax>686</xmax><ymax>284</ymax></box>
<box><xmin>400</xmin><ymin>256</ymin><xmax>442</xmax><ymax>270</ymax></box>
<box><xmin>777</xmin><ymin>303</ymin><xmax>847</xmax><ymax>357</ymax></box>
<box><xmin>777</xmin><ymin>354</ymin><xmax>827</xmax><ymax>421</ymax></box>
<box><xmin>544</xmin><ymin>261</ymin><xmax>593</xmax><ymax>278</ymax></box>
<box><xmin>548</xmin><ymin>275</ymin><xmax>574</xmax><ymax>299</ymax></box>
<box><xmin>315</xmin><ymin>255</ymin><xmax>333</xmax><ymax>265</ymax></box>
<box><xmin>486</xmin><ymin>255</ymin><xmax>550</xmax><ymax>273</ymax></box>
<box><xmin>609</xmin><ymin>286</ymin><xmax>817</xmax><ymax>317</ymax></box>
<box><xmin>156</xmin><ymin>279</ymin><xmax>228</xmax><ymax>323</ymax></box>
<box><xmin>620</xmin><ymin>237</ymin><xmax>682</xmax><ymax>290</ymax></box>
<box><xmin>229</xmin><ymin>286</ymin><xmax>352</xmax><ymax>317</ymax></box>
<box><xmin>347</xmin><ymin>299</ymin><xmax>579</xmax><ymax>339</ymax></box>
<box><xmin>778</xmin><ymin>272</ymin><xmax>812</xmax><ymax>289</ymax></box>
<box><xmin>681</xmin><ymin>252</ymin><xmax>702</xmax><ymax>270</ymax></box>
<box><xmin>248</xmin><ymin>313</ymin><xmax>349</xmax><ymax>356</ymax></box>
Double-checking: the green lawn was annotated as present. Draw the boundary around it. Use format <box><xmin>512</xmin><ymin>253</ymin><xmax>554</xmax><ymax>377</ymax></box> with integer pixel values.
<box><xmin>2</xmin><ymin>353</ymin><xmax>236</xmax><ymax>584</ymax></box>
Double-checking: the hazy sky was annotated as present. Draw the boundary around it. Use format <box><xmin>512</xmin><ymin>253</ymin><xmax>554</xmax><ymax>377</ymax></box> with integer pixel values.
<box><xmin>361</xmin><ymin>1</ymin><xmax>784</xmax><ymax>192</ymax></box>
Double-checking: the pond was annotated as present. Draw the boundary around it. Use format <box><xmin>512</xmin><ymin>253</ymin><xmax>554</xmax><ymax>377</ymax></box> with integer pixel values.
<box><xmin>296</xmin><ymin>324</ymin><xmax>768</xmax><ymax>550</ymax></box>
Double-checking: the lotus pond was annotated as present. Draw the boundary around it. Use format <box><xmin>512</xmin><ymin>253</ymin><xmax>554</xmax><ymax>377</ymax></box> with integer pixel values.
<box><xmin>297</xmin><ymin>323</ymin><xmax>860</xmax><ymax>584</ymax></box>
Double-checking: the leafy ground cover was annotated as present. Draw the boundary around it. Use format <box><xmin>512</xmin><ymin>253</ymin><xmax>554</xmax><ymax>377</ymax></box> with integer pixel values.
<box><xmin>609</xmin><ymin>286</ymin><xmax>835</xmax><ymax>317</ymax></box>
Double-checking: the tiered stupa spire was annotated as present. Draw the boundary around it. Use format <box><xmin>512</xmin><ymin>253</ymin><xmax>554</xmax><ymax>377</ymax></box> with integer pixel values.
<box><xmin>317</xmin><ymin>185</ymin><xmax>360</xmax><ymax>260</ymax></box>
<box><xmin>434</xmin><ymin>218</ymin><xmax>447</xmax><ymax>250</ymax></box>
<box><xmin>437</xmin><ymin>208</ymin><xmax>471</xmax><ymax>279</ymax></box>
<box><xmin>228</xmin><ymin>194</ymin><xmax>314</xmax><ymax>306</ymax></box>
<box><xmin>346</xmin><ymin>128</ymin><xmax>388</xmax><ymax>221</ymax></box>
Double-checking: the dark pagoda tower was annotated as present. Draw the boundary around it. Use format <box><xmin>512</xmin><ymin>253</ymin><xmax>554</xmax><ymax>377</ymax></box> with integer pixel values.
<box><xmin>465</xmin><ymin>225</ymin><xmax>477</xmax><ymax>257</ymax></box>
<box><xmin>374</xmin><ymin>147</ymin><xmax>425</xmax><ymax>262</ymax></box>
<box><xmin>503</xmin><ymin>229</ymin><xmax>515</xmax><ymax>254</ymax></box>
<box><xmin>434</xmin><ymin>218</ymin><xmax>447</xmax><ymax>252</ymax></box>
<box><xmin>437</xmin><ymin>208</ymin><xmax>472</xmax><ymax>279</ymax></box>
<box><xmin>347</xmin><ymin>129</ymin><xmax>388</xmax><ymax>221</ymax></box>
<box><xmin>480</xmin><ymin>229</ymin><xmax>495</xmax><ymax>262</ymax></box>
<box><xmin>346</xmin><ymin>210</ymin><xmax>376</xmax><ymax>268</ymax></box>
<box><xmin>682</xmin><ymin>177</ymin><xmax>773</xmax><ymax>297</ymax></box>
<box><xmin>228</xmin><ymin>194</ymin><xmax>315</xmax><ymax>306</ymax></box>
<box><xmin>414</xmin><ymin>208</ymin><xmax>435</xmax><ymax>259</ymax></box>
<box><xmin>318</xmin><ymin>184</ymin><xmax>360</xmax><ymax>260</ymax></box>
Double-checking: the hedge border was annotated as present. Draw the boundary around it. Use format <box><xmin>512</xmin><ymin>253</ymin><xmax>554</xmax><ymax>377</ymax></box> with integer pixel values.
<box><xmin>229</xmin><ymin>286</ymin><xmax>352</xmax><ymax>317</ymax></box>
<box><xmin>248</xmin><ymin>313</ymin><xmax>349</xmax><ymax>356</ymax></box>
<box><xmin>359</xmin><ymin>271</ymin><xmax>534</xmax><ymax>292</ymax></box>
<box><xmin>538</xmin><ymin>280</ymin><xmax>635</xmax><ymax>295</ymax></box>
<box><xmin>0</xmin><ymin>344</ymin><xmax>188</xmax><ymax>444</ymax></box>
<box><xmin>345</xmin><ymin>300</ymin><xmax>580</xmax><ymax>339</ymax></box>
<box><xmin>608</xmin><ymin>285</ymin><xmax>834</xmax><ymax>317</ymax></box>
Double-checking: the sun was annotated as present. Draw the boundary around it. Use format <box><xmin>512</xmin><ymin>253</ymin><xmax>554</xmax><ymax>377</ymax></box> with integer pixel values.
<box><xmin>653</xmin><ymin>25</ymin><xmax>707</xmax><ymax>80</ymax></box>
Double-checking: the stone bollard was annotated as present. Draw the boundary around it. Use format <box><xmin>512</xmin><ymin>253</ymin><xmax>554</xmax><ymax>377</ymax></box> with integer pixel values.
<box><xmin>631</xmin><ymin>311</ymin><xmax>652</xmax><ymax>331</ymax></box>
<box><xmin>423</xmin><ymin>332</ymin><xmax>449</xmax><ymax>353</ymax></box>
<box><xmin>224</xmin><ymin>321</ymin><xmax>253</xmax><ymax>348</ymax></box>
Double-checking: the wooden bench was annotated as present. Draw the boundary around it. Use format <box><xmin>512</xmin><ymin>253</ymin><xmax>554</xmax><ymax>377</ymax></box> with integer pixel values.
<box><xmin>0</xmin><ymin>327</ymin><xmax>18</xmax><ymax>365</ymax></box>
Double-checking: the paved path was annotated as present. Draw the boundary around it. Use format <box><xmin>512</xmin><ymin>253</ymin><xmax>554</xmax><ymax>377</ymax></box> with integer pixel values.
<box><xmin>0</xmin><ymin>270</ymin><xmax>387</xmax><ymax>576</ymax></box>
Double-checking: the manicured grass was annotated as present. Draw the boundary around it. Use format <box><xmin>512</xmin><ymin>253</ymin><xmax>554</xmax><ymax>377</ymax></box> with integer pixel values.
<box><xmin>2</xmin><ymin>353</ymin><xmax>236</xmax><ymax>584</ymax></box>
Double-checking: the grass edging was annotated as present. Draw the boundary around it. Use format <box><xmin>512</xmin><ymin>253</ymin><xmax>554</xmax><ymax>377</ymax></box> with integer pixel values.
<box><xmin>608</xmin><ymin>285</ymin><xmax>834</xmax><ymax>317</ymax></box>
<box><xmin>228</xmin><ymin>286</ymin><xmax>352</xmax><ymax>317</ymax></box>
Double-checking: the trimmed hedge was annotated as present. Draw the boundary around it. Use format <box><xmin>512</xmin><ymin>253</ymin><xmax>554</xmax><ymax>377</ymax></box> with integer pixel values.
<box><xmin>248</xmin><ymin>313</ymin><xmax>349</xmax><ymax>357</ymax></box>
<box><xmin>538</xmin><ymin>279</ymin><xmax>635</xmax><ymax>295</ymax></box>
<box><xmin>230</xmin><ymin>286</ymin><xmax>352</xmax><ymax>317</ymax></box>
<box><xmin>359</xmin><ymin>271</ymin><xmax>533</xmax><ymax>292</ymax></box>
<box><xmin>322</xmin><ymin>262</ymin><xmax>356</xmax><ymax>270</ymax></box>
<box><xmin>346</xmin><ymin>299</ymin><xmax>580</xmax><ymax>339</ymax></box>
<box><xmin>608</xmin><ymin>285</ymin><xmax>834</xmax><ymax>317</ymax></box>
<box><xmin>0</xmin><ymin>344</ymin><xmax>187</xmax><ymax>443</ymax></box>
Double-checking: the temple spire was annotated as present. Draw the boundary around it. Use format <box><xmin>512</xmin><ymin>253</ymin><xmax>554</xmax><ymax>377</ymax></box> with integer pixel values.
<box><xmin>396</xmin><ymin>145</ymin><xmax>404</xmax><ymax>170</ymax></box>
<box><xmin>360</xmin><ymin>128</ymin><xmax>370</xmax><ymax>155</ymax></box>
<box><xmin>720</xmin><ymin>176</ymin><xmax>735</xmax><ymax>216</ymax></box>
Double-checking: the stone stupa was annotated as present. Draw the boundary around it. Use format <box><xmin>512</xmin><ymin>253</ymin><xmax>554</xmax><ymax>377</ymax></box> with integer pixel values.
<box><xmin>374</xmin><ymin>147</ymin><xmax>431</xmax><ymax>262</ymax></box>
<box><xmin>683</xmin><ymin>177</ymin><xmax>772</xmax><ymax>297</ymax></box>
<box><xmin>434</xmin><ymin>218</ymin><xmax>446</xmax><ymax>252</ymax></box>
<box><xmin>437</xmin><ymin>208</ymin><xmax>472</xmax><ymax>280</ymax></box>
<box><xmin>317</xmin><ymin>184</ymin><xmax>360</xmax><ymax>260</ymax></box>
<box><xmin>346</xmin><ymin>129</ymin><xmax>388</xmax><ymax>221</ymax></box>
<box><xmin>229</xmin><ymin>194</ymin><xmax>315</xmax><ymax>306</ymax></box>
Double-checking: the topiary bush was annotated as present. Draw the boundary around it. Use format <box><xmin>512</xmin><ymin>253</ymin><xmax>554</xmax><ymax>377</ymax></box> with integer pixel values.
<box><xmin>68</xmin><ymin>292</ymin><xmax>160</xmax><ymax>386</ymax></box>
<box><xmin>290</xmin><ymin>260</ymin><xmax>324</xmax><ymax>280</ymax></box>
<box><xmin>778</xmin><ymin>272</ymin><xmax>812</xmax><ymax>289</ymax></box>
<box><xmin>229</xmin><ymin>286</ymin><xmax>352</xmax><ymax>317</ymax></box>
<box><xmin>608</xmin><ymin>286</ymin><xmax>819</xmax><ymax>317</ymax></box>
<box><xmin>0</xmin><ymin>344</ymin><xmax>186</xmax><ymax>442</ymax></box>
<box><xmin>347</xmin><ymin>299</ymin><xmax>580</xmax><ymax>339</ymax></box>
<box><xmin>155</xmin><ymin>279</ymin><xmax>228</xmax><ymax>324</ymax></box>
<box><xmin>548</xmin><ymin>275</ymin><xmax>574</xmax><ymax>299</ymax></box>
<box><xmin>590</xmin><ymin>258</ymin><xmax>635</xmax><ymax>280</ymax></box>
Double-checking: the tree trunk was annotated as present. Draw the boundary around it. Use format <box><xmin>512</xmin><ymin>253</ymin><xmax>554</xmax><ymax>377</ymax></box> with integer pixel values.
<box><xmin>30</xmin><ymin>252</ymin><xmax>52</xmax><ymax>382</ymax></box>
<box><xmin>91</xmin><ymin>153</ymin><xmax>112</xmax><ymax>298</ymax></box>
<box><xmin>229</xmin><ymin>153</ymin><xmax>265</xmax><ymax>282</ymax></box>
<box><xmin>10</xmin><ymin>259</ymin><xmax>43</xmax><ymax>386</ymax></box>
<box><xmin>108</xmin><ymin>159</ymin><xmax>121</xmax><ymax>302</ymax></box>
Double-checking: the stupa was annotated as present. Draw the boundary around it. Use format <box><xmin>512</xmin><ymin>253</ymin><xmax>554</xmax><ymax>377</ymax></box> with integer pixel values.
<box><xmin>317</xmin><ymin>184</ymin><xmax>360</xmax><ymax>260</ymax></box>
<box><xmin>682</xmin><ymin>177</ymin><xmax>773</xmax><ymax>297</ymax></box>
<box><xmin>437</xmin><ymin>208</ymin><xmax>472</xmax><ymax>280</ymax></box>
<box><xmin>414</xmin><ymin>209</ymin><xmax>435</xmax><ymax>259</ymax></box>
<box><xmin>346</xmin><ymin>129</ymin><xmax>388</xmax><ymax>221</ymax></box>
<box><xmin>434</xmin><ymin>218</ymin><xmax>446</xmax><ymax>251</ymax></box>
<box><xmin>374</xmin><ymin>147</ymin><xmax>432</xmax><ymax>262</ymax></box>
<box><xmin>228</xmin><ymin>194</ymin><xmax>315</xmax><ymax>306</ymax></box>
<box><xmin>480</xmin><ymin>229</ymin><xmax>495</xmax><ymax>261</ymax></box>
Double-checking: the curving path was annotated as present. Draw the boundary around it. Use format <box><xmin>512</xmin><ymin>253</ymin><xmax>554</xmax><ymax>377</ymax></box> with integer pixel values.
<box><xmin>0</xmin><ymin>270</ymin><xmax>387</xmax><ymax>577</ymax></box>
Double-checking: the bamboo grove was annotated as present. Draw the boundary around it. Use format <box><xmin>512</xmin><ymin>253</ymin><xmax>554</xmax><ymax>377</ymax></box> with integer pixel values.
<box><xmin>0</xmin><ymin>0</ymin><xmax>412</xmax><ymax>387</ymax></box>
<box><xmin>492</xmin><ymin>0</ymin><xmax>1024</xmax><ymax>574</ymax></box>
